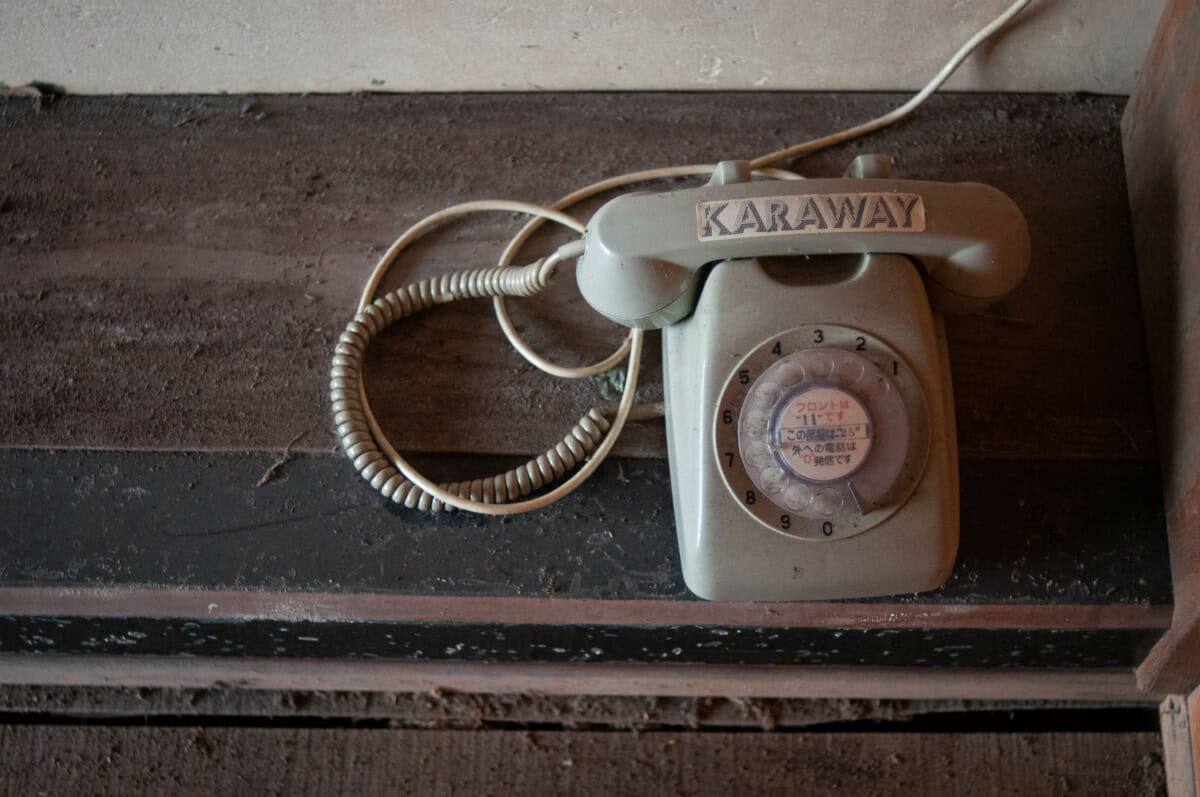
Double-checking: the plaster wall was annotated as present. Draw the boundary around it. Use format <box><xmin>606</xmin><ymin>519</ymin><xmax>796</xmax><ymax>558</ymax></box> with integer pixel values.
<box><xmin>0</xmin><ymin>1</ymin><xmax>1165</xmax><ymax>95</ymax></box>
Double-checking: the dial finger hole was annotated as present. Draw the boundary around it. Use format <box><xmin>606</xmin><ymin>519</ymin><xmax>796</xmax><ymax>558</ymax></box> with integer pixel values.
<box><xmin>776</xmin><ymin>363</ymin><xmax>805</xmax><ymax>387</ymax></box>
<box><xmin>814</xmin><ymin>488</ymin><xmax>843</xmax><ymax>516</ymax></box>
<box><xmin>746</xmin><ymin>440</ymin><xmax>774</xmax><ymax>469</ymax></box>
<box><xmin>760</xmin><ymin>467</ymin><xmax>787</xmax><ymax>494</ymax></box>
<box><xmin>857</xmin><ymin>373</ymin><xmax>891</xmax><ymax>401</ymax></box>
<box><xmin>784</xmin><ymin>484</ymin><xmax>814</xmax><ymax>511</ymax></box>
<box><xmin>833</xmin><ymin>356</ymin><xmax>865</xmax><ymax>385</ymax></box>
<box><xmin>742</xmin><ymin>409</ymin><xmax>769</xmax><ymax>435</ymax></box>
<box><xmin>754</xmin><ymin>381</ymin><xmax>783</xmax><ymax>407</ymax></box>
<box><xmin>799</xmin><ymin>351</ymin><xmax>834</xmax><ymax>379</ymax></box>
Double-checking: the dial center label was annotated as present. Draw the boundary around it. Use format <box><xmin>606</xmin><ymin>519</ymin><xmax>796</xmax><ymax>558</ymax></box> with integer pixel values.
<box><xmin>775</xmin><ymin>386</ymin><xmax>873</xmax><ymax>482</ymax></box>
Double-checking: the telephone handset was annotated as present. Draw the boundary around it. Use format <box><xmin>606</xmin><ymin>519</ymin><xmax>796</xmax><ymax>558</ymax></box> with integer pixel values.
<box><xmin>575</xmin><ymin>156</ymin><xmax>1029</xmax><ymax>600</ymax></box>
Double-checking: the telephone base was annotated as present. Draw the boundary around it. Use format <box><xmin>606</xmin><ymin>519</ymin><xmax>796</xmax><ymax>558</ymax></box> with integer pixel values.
<box><xmin>663</xmin><ymin>254</ymin><xmax>958</xmax><ymax>601</ymax></box>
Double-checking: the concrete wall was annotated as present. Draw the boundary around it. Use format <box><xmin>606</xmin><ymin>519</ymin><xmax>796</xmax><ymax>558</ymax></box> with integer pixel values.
<box><xmin>0</xmin><ymin>1</ymin><xmax>1166</xmax><ymax>95</ymax></box>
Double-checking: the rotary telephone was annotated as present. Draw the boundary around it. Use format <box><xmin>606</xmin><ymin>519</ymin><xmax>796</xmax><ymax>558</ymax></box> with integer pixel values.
<box><xmin>573</xmin><ymin>156</ymin><xmax>1029</xmax><ymax>600</ymax></box>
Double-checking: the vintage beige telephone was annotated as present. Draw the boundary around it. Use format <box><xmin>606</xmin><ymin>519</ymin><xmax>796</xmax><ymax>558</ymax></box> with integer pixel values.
<box><xmin>329</xmin><ymin>0</ymin><xmax>1033</xmax><ymax>602</ymax></box>
<box><xmin>573</xmin><ymin>156</ymin><xmax>1028</xmax><ymax>599</ymax></box>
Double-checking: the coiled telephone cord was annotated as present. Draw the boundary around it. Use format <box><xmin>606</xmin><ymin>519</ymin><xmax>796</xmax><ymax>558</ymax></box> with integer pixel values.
<box><xmin>331</xmin><ymin>260</ymin><xmax>627</xmax><ymax>511</ymax></box>
<box><xmin>331</xmin><ymin>200</ymin><xmax>645</xmax><ymax>515</ymax></box>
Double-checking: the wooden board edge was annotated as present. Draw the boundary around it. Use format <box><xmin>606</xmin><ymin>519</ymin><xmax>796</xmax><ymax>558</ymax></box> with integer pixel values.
<box><xmin>0</xmin><ymin>586</ymin><xmax>1173</xmax><ymax>630</ymax></box>
<box><xmin>1123</xmin><ymin>0</ymin><xmax>1200</xmax><ymax>693</ymax></box>
<box><xmin>1140</xmin><ymin>611</ymin><xmax>1200</xmax><ymax>693</ymax></box>
<box><xmin>1161</xmin><ymin>692</ymin><xmax>1200</xmax><ymax>797</ymax></box>
<box><xmin>1191</xmin><ymin>687</ymin><xmax>1200</xmax><ymax>795</ymax></box>
<box><xmin>0</xmin><ymin>654</ymin><xmax>1155</xmax><ymax>701</ymax></box>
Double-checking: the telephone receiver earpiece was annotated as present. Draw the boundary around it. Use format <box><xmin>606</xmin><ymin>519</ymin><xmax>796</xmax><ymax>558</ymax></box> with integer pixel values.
<box><xmin>576</xmin><ymin>157</ymin><xmax>1030</xmax><ymax>328</ymax></box>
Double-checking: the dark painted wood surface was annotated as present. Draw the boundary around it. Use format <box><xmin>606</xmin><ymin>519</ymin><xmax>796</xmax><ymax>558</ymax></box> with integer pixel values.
<box><xmin>0</xmin><ymin>450</ymin><xmax>1170</xmax><ymax>605</ymax></box>
<box><xmin>0</xmin><ymin>92</ymin><xmax>1153</xmax><ymax>460</ymax></box>
<box><xmin>0</xmin><ymin>616</ymin><xmax>1162</xmax><ymax>668</ymax></box>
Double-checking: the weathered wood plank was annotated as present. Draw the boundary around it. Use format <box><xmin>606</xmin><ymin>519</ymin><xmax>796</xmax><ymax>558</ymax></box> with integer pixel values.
<box><xmin>1160</xmin><ymin>694</ymin><xmax>1199</xmax><ymax>797</ymax></box>
<box><xmin>0</xmin><ymin>450</ymin><xmax>1171</xmax><ymax>607</ymax></box>
<box><xmin>1123</xmin><ymin>0</ymin><xmax>1200</xmax><ymax>695</ymax></box>
<box><xmin>0</xmin><ymin>684</ymin><xmax>1153</xmax><ymax>729</ymax></box>
<box><xmin>0</xmin><ymin>587</ymin><xmax>1172</xmax><ymax>629</ymax></box>
<box><xmin>0</xmin><ymin>92</ymin><xmax>1153</xmax><ymax>460</ymax></box>
<box><xmin>0</xmin><ymin>615</ymin><xmax>1164</xmax><ymax>668</ymax></box>
<box><xmin>1192</xmin><ymin>687</ymin><xmax>1200</xmax><ymax>794</ymax></box>
<box><xmin>0</xmin><ymin>655</ymin><xmax>1155</xmax><ymax>701</ymax></box>
<box><xmin>0</xmin><ymin>725</ymin><xmax>1165</xmax><ymax>796</ymax></box>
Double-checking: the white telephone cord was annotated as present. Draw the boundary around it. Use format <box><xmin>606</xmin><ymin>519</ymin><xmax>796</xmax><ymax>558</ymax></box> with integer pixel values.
<box><xmin>331</xmin><ymin>0</ymin><xmax>1031</xmax><ymax>515</ymax></box>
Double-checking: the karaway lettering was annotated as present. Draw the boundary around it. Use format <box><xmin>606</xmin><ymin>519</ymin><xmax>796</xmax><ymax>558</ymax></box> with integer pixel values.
<box><xmin>697</xmin><ymin>193</ymin><xmax>925</xmax><ymax>239</ymax></box>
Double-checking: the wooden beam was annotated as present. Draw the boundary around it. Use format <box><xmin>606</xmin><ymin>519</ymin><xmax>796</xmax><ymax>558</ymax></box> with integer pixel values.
<box><xmin>0</xmin><ymin>655</ymin><xmax>1156</xmax><ymax>701</ymax></box>
<box><xmin>0</xmin><ymin>451</ymin><xmax>1173</xmax><ymax>651</ymax></box>
<box><xmin>0</xmin><ymin>684</ymin><xmax>1153</xmax><ymax>729</ymax></box>
<box><xmin>1161</xmin><ymin>693</ymin><xmax>1199</xmax><ymax>797</ymax></box>
<box><xmin>1124</xmin><ymin>0</ymin><xmax>1200</xmax><ymax>694</ymax></box>
<box><xmin>0</xmin><ymin>586</ymin><xmax>1172</xmax><ymax>630</ymax></box>
<box><xmin>1191</xmin><ymin>688</ymin><xmax>1200</xmax><ymax>792</ymax></box>
<box><xmin>0</xmin><ymin>725</ymin><xmax>1165</xmax><ymax>796</ymax></box>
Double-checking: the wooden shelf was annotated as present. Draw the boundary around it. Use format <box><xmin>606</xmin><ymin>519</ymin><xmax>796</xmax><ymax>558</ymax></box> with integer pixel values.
<box><xmin>0</xmin><ymin>91</ymin><xmax>1169</xmax><ymax>691</ymax></box>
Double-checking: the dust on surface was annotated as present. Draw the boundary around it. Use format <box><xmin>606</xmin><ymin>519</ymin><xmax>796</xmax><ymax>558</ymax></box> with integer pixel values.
<box><xmin>0</xmin><ymin>92</ymin><xmax>1153</xmax><ymax>462</ymax></box>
